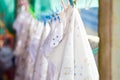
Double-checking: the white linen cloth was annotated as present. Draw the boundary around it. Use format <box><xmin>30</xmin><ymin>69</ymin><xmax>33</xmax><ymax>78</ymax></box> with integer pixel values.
<box><xmin>32</xmin><ymin>6</ymin><xmax>99</xmax><ymax>80</ymax></box>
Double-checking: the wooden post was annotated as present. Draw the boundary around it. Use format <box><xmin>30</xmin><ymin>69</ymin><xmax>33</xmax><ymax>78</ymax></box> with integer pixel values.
<box><xmin>98</xmin><ymin>0</ymin><xmax>112</xmax><ymax>80</ymax></box>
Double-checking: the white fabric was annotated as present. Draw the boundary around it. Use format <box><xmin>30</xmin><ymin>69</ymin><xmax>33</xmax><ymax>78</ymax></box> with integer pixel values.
<box><xmin>14</xmin><ymin>6</ymin><xmax>99</xmax><ymax>80</ymax></box>
<box><xmin>32</xmin><ymin>6</ymin><xmax>99</xmax><ymax>80</ymax></box>
<box><xmin>32</xmin><ymin>23</ymin><xmax>51</xmax><ymax>80</ymax></box>
<box><xmin>28</xmin><ymin>21</ymin><xmax>44</xmax><ymax>61</ymax></box>
<box><xmin>59</xmin><ymin>8</ymin><xmax>99</xmax><ymax>80</ymax></box>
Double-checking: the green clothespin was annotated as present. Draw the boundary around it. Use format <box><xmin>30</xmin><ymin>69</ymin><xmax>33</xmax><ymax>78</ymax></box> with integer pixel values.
<box><xmin>28</xmin><ymin>6</ymin><xmax>36</xmax><ymax>18</ymax></box>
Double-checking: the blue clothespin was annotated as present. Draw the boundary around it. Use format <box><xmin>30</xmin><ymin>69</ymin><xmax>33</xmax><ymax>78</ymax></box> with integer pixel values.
<box><xmin>42</xmin><ymin>16</ymin><xmax>47</xmax><ymax>26</ymax></box>
<box><xmin>46</xmin><ymin>15</ymin><xmax>53</xmax><ymax>24</ymax></box>
<box><xmin>57</xmin><ymin>15</ymin><xmax>60</xmax><ymax>22</ymax></box>
<box><xmin>38</xmin><ymin>15</ymin><xmax>47</xmax><ymax>26</ymax></box>
<box><xmin>54</xmin><ymin>8</ymin><xmax>61</xmax><ymax>22</ymax></box>
<box><xmin>53</xmin><ymin>11</ymin><xmax>57</xmax><ymax>21</ymax></box>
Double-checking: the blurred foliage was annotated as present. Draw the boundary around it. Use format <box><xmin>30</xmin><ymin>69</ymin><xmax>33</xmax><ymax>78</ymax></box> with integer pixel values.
<box><xmin>0</xmin><ymin>0</ymin><xmax>15</xmax><ymax>34</ymax></box>
<box><xmin>0</xmin><ymin>0</ymin><xmax>98</xmax><ymax>34</ymax></box>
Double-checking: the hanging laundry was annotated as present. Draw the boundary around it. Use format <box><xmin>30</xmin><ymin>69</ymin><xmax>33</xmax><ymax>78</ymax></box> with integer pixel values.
<box><xmin>13</xmin><ymin>4</ymin><xmax>99</xmax><ymax>80</ymax></box>
<box><xmin>13</xmin><ymin>9</ymin><xmax>51</xmax><ymax>80</ymax></box>
<box><xmin>32</xmin><ymin>6</ymin><xmax>99</xmax><ymax>80</ymax></box>
<box><xmin>13</xmin><ymin>11</ymin><xmax>32</xmax><ymax>80</ymax></box>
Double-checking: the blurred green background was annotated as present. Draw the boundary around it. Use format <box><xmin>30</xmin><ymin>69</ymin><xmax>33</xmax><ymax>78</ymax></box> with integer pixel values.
<box><xmin>0</xmin><ymin>0</ymin><xmax>98</xmax><ymax>34</ymax></box>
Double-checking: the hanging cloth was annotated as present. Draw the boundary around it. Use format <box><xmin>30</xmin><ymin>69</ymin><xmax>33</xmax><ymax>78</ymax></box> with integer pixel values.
<box><xmin>13</xmin><ymin>11</ymin><xmax>32</xmax><ymax>80</ymax></box>
<box><xmin>13</xmin><ymin>9</ymin><xmax>51</xmax><ymax>80</ymax></box>
<box><xmin>32</xmin><ymin>6</ymin><xmax>99</xmax><ymax>80</ymax></box>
